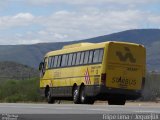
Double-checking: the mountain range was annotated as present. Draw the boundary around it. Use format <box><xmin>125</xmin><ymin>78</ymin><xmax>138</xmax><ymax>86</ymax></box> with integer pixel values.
<box><xmin>0</xmin><ymin>61</ymin><xmax>38</xmax><ymax>80</ymax></box>
<box><xmin>0</xmin><ymin>29</ymin><xmax>159</xmax><ymax>71</ymax></box>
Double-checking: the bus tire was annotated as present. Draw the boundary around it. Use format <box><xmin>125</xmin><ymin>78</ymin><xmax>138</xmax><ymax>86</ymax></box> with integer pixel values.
<box><xmin>108</xmin><ymin>98</ymin><xmax>126</xmax><ymax>105</ymax></box>
<box><xmin>80</xmin><ymin>86</ymin><xmax>94</xmax><ymax>104</ymax></box>
<box><xmin>45</xmin><ymin>86</ymin><xmax>55</xmax><ymax>104</ymax></box>
<box><xmin>47</xmin><ymin>91</ymin><xmax>55</xmax><ymax>104</ymax></box>
<box><xmin>73</xmin><ymin>86</ymin><xmax>80</xmax><ymax>104</ymax></box>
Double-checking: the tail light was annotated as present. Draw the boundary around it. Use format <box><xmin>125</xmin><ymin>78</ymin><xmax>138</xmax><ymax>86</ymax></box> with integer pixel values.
<box><xmin>141</xmin><ymin>77</ymin><xmax>145</xmax><ymax>89</ymax></box>
<box><xmin>101</xmin><ymin>73</ymin><xmax>106</xmax><ymax>85</ymax></box>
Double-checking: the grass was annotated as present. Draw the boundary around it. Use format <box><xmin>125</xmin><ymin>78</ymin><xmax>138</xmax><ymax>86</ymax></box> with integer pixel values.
<box><xmin>0</xmin><ymin>72</ymin><xmax>160</xmax><ymax>103</ymax></box>
<box><xmin>0</xmin><ymin>78</ymin><xmax>44</xmax><ymax>103</ymax></box>
<box><xmin>142</xmin><ymin>72</ymin><xmax>160</xmax><ymax>101</ymax></box>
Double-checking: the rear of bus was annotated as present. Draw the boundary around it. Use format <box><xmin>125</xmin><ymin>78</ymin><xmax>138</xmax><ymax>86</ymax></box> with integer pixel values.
<box><xmin>99</xmin><ymin>42</ymin><xmax>146</xmax><ymax>105</ymax></box>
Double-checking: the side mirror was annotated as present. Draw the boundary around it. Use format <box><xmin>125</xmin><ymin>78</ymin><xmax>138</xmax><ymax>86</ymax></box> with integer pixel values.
<box><xmin>39</xmin><ymin>62</ymin><xmax>44</xmax><ymax>71</ymax></box>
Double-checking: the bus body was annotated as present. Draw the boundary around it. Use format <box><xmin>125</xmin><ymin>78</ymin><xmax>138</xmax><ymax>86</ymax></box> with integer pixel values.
<box><xmin>39</xmin><ymin>41</ymin><xmax>146</xmax><ymax>105</ymax></box>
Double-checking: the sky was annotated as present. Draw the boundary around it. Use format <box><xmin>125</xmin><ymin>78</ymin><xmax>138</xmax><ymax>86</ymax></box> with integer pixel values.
<box><xmin>0</xmin><ymin>0</ymin><xmax>160</xmax><ymax>45</ymax></box>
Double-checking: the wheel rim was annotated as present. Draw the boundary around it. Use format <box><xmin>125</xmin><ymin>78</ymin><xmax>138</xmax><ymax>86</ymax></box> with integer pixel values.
<box><xmin>81</xmin><ymin>88</ymin><xmax>85</xmax><ymax>103</ymax></box>
<box><xmin>47</xmin><ymin>91</ymin><xmax>51</xmax><ymax>100</ymax></box>
<box><xmin>73</xmin><ymin>89</ymin><xmax>78</xmax><ymax>101</ymax></box>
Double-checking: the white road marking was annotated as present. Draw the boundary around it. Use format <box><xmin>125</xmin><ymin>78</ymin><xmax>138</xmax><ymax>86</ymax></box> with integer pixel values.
<box><xmin>0</xmin><ymin>104</ymin><xmax>160</xmax><ymax>114</ymax></box>
<box><xmin>0</xmin><ymin>105</ymin><xmax>110</xmax><ymax>111</ymax></box>
<box><xmin>135</xmin><ymin>111</ymin><xmax>160</xmax><ymax>114</ymax></box>
<box><xmin>0</xmin><ymin>105</ymin><xmax>115</xmax><ymax>114</ymax></box>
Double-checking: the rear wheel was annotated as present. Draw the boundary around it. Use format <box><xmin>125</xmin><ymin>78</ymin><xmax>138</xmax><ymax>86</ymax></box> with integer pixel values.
<box><xmin>73</xmin><ymin>86</ymin><xmax>80</xmax><ymax>104</ymax></box>
<box><xmin>80</xmin><ymin>86</ymin><xmax>94</xmax><ymax>104</ymax></box>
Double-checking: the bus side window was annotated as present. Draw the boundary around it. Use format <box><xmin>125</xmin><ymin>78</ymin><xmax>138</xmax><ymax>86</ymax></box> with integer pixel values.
<box><xmin>80</xmin><ymin>52</ymin><xmax>85</xmax><ymax>65</ymax></box>
<box><xmin>88</xmin><ymin>50</ymin><xmax>94</xmax><ymax>64</ymax></box>
<box><xmin>51</xmin><ymin>56</ymin><xmax>54</xmax><ymax>68</ymax></box>
<box><xmin>61</xmin><ymin>55</ymin><xmax>66</xmax><ymax>67</ymax></box>
<box><xmin>65</xmin><ymin>54</ymin><xmax>69</xmax><ymax>66</ymax></box>
<box><xmin>44</xmin><ymin>57</ymin><xmax>48</xmax><ymax>69</ymax></box>
<box><xmin>93</xmin><ymin>50</ymin><xmax>100</xmax><ymax>63</ymax></box>
<box><xmin>48</xmin><ymin>57</ymin><xmax>51</xmax><ymax>68</ymax></box>
<box><xmin>53</xmin><ymin>56</ymin><xmax>58</xmax><ymax>68</ymax></box>
<box><xmin>48</xmin><ymin>57</ymin><xmax>52</xmax><ymax>69</ymax></box>
<box><xmin>68</xmin><ymin>54</ymin><xmax>73</xmax><ymax>66</ymax></box>
<box><xmin>98</xmin><ymin>49</ymin><xmax>104</xmax><ymax>62</ymax></box>
<box><xmin>76</xmin><ymin>52</ymin><xmax>81</xmax><ymax>65</ymax></box>
<box><xmin>72</xmin><ymin>53</ymin><xmax>77</xmax><ymax>66</ymax></box>
<box><xmin>84</xmin><ymin>51</ymin><xmax>89</xmax><ymax>64</ymax></box>
<box><xmin>57</xmin><ymin>55</ymin><xmax>62</xmax><ymax>67</ymax></box>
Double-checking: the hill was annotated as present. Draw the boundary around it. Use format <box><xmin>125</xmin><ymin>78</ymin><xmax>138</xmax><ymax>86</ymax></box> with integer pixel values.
<box><xmin>84</xmin><ymin>29</ymin><xmax>160</xmax><ymax>71</ymax></box>
<box><xmin>0</xmin><ymin>29</ymin><xmax>159</xmax><ymax>71</ymax></box>
<box><xmin>0</xmin><ymin>61</ymin><xmax>38</xmax><ymax>80</ymax></box>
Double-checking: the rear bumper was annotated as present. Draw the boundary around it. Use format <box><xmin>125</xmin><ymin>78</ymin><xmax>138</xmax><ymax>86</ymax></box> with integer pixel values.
<box><xmin>87</xmin><ymin>85</ymin><xmax>142</xmax><ymax>100</ymax></box>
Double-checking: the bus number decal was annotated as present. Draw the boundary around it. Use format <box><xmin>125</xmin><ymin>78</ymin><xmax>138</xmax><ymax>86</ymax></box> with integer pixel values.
<box><xmin>112</xmin><ymin>77</ymin><xmax>136</xmax><ymax>87</ymax></box>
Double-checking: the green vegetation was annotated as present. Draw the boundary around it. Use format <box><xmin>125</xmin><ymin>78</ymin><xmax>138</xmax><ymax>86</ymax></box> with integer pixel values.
<box><xmin>0</xmin><ymin>61</ymin><xmax>38</xmax><ymax>81</ymax></box>
<box><xmin>0</xmin><ymin>72</ymin><xmax>159</xmax><ymax>103</ymax></box>
<box><xmin>0</xmin><ymin>78</ymin><xmax>44</xmax><ymax>103</ymax></box>
<box><xmin>0</xmin><ymin>61</ymin><xmax>42</xmax><ymax>103</ymax></box>
<box><xmin>142</xmin><ymin>72</ymin><xmax>160</xmax><ymax>101</ymax></box>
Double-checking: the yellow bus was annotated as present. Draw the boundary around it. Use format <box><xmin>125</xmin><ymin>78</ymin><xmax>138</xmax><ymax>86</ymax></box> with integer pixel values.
<box><xmin>39</xmin><ymin>41</ymin><xmax>146</xmax><ymax>105</ymax></box>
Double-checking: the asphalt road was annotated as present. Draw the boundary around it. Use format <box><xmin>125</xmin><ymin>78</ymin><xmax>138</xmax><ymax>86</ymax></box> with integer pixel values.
<box><xmin>0</xmin><ymin>103</ymin><xmax>160</xmax><ymax>120</ymax></box>
<box><xmin>0</xmin><ymin>103</ymin><xmax>160</xmax><ymax>114</ymax></box>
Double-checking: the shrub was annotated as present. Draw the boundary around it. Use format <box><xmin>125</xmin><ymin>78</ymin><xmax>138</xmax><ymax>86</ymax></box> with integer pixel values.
<box><xmin>0</xmin><ymin>78</ymin><xmax>44</xmax><ymax>102</ymax></box>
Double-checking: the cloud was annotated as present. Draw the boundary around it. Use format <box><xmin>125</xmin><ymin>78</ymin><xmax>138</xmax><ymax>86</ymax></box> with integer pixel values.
<box><xmin>35</xmin><ymin>9</ymin><xmax>146</xmax><ymax>42</ymax></box>
<box><xmin>0</xmin><ymin>13</ymin><xmax>34</xmax><ymax>29</ymax></box>
<box><xmin>0</xmin><ymin>9</ymin><xmax>150</xmax><ymax>44</ymax></box>
<box><xmin>25</xmin><ymin>0</ymin><xmax>160</xmax><ymax>6</ymax></box>
<box><xmin>148</xmin><ymin>15</ymin><xmax>160</xmax><ymax>25</ymax></box>
<box><xmin>0</xmin><ymin>0</ymin><xmax>160</xmax><ymax>44</ymax></box>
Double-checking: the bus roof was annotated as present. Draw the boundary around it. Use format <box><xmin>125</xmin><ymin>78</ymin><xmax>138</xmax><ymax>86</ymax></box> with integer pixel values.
<box><xmin>45</xmin><ymin>41</ymin><xmax>143</xmax><ymax>57</ymax></box>
<box><xmin>62</xmin><ymin>43</ymin><xmax>95</xmax><ymax>49</ymax></box>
